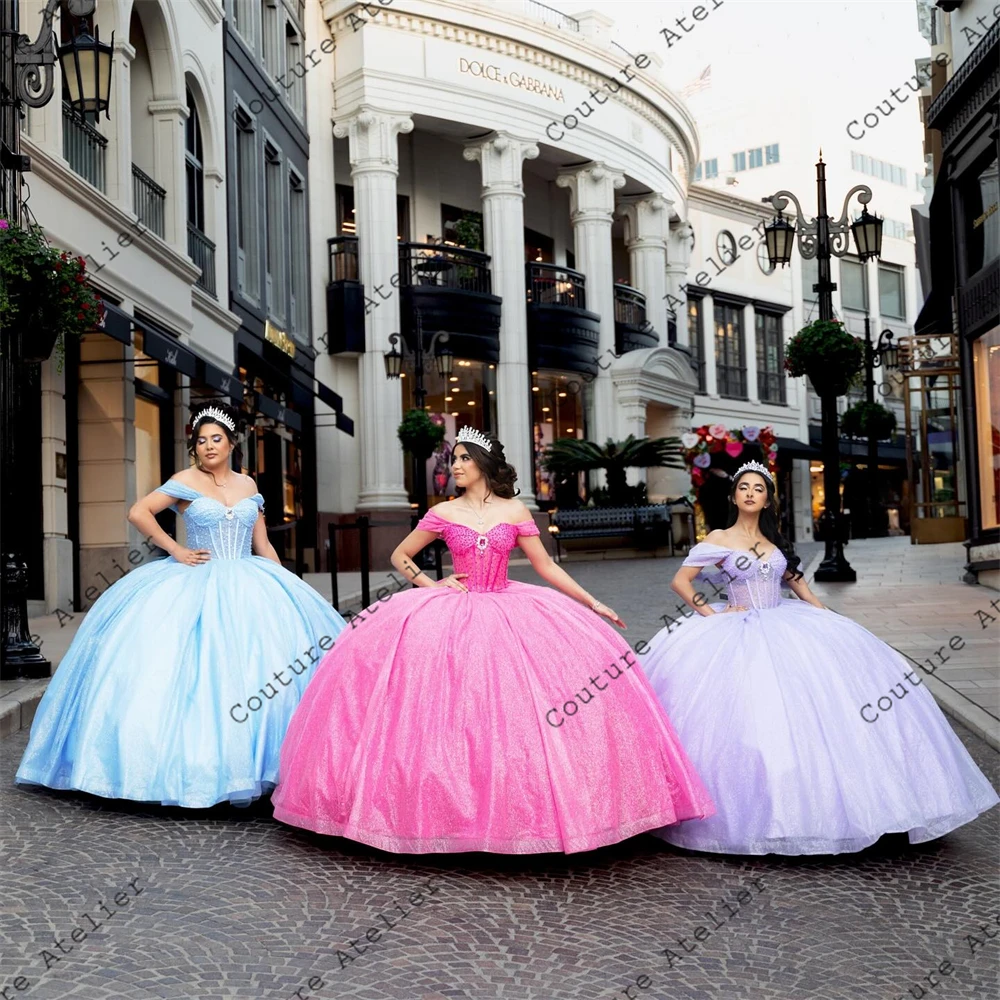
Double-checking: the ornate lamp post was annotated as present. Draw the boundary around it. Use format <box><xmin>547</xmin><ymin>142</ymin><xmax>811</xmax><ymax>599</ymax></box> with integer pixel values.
<box><xmin>762</xmin><ymin>155</ymin><xmax>883</xmax><ymax>583</ymax></box>
<box><xmin>383</xmin><ymin>314</ymin><xmax>452</xmax><ymax>517</ymax></box>
<box><xmin>1</xmin><ymin>0</ymin><xmax>113</xmax><ymax>679</ymax></box>
<box><xmin>862</xmin><ymin>326</ymin><xmax>899</xmax><ymax>537</ymax></box>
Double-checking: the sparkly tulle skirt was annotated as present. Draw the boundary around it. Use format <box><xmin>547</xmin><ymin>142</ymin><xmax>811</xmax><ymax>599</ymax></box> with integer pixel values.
<box><xmin>642</xmin><ymin>599</ymin><xmax>999</xmax><ymax>855</ymax></box>
<box><xmin>272</xmin><ymin>581</ymin><xmax>715</xmax><ymax>854</ymax></box>
<box><xmin>16</xmin><ymin>555</ymin><xmax>346</xmax><ymax>808</ymax></box>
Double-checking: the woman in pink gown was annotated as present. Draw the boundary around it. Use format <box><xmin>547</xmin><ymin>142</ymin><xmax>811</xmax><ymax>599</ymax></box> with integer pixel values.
<box><xmin>273</xmin><ymin>428</ymin><xmax>713</xmax><ymax>854</ymax></box>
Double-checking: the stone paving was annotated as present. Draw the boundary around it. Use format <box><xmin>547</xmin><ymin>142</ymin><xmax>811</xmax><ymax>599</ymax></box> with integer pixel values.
<box><xmin>2</xmin><ymin>541</ymin><xmax>999</xmax><ymax>1000</ymax></box>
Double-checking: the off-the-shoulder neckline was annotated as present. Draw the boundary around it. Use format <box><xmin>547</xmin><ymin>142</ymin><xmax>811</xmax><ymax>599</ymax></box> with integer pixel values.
<box><xmin>420</xmin><ymin>509</ymin><xmax>536</xmax><ymax>531</ymax></box>
<box><xmin>162</xmin><ymin>478</ymin><xmax>263</xmax><ymax>507</ymax></box>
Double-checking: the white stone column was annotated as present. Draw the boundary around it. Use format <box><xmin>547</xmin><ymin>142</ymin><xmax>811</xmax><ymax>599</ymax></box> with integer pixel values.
<box><xmin>463</xmin><ymin>132</ymin><xmax>539</xmax><ymax>507</ymax></box>
<box><xmin>667</xmin><ymin>219</ymin><xmax>694</xmax><ymax>347</ymax></box>
<box><xmin>148</xmin><ymin>98</ymin><xmax>187</xmax><ymax>247</ymax></box>
<box><xmin>744</xmin><ymin>303</ymin><xmax>759</xmax><ymax>403</ymax></box>
<box><xmin>618</xmin><ymin>194</ymin><xmax>670</xmax><ymax>342</ymax></box>
<box><xmin>107</xmin><ymin>39</ymin><xmax>135</xmax><ymax>211</ymax></box>
<box><xmin>334</xmin><ymin>108</ymin><xmax>413</xmax><ymax>510</ymax></box>
<box><xmin>555</xmin><ymin>162</ymin><xmax>625</xmax><ymax>448</ymax></box>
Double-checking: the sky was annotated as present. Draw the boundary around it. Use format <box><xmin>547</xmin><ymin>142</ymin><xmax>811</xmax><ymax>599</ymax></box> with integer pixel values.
<box><xmin>535</xmin><ymin>0</ymin><xmax>931</xmax><ymax>176</ymax></box>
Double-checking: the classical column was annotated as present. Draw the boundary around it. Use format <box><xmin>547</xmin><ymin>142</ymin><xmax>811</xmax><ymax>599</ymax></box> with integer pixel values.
<box><xmin>148</xmin><ymin>98</ymin><xmax>187</xmax><ymax>247</ymax></box>
<box><xmin>617</xmin><ymin>194</ymin><xmax>670</xmax><ymax>342</ymax></box>
<box><xmin>555</xmin><ymin>162</ymin><xmax>625</xmax><ymax>448</ymax></box>
<box><xmin>463</xmin><ymin>132</ymin><xmax>539</xmax><ymax>507</ymax></box>
<box><xmin>334</xmin><ymin>108</ymin><xmax>413</xmax><ymax>510</ymax></box>
<box><xmin>667</xmin><ymin>219</ymin><xmax>694</xmax><ymax>348</ymax></box>
<box><xmin>107</xmin><ymin>39</ymin><xmax>135</xmax><ymax>211</ymax></box>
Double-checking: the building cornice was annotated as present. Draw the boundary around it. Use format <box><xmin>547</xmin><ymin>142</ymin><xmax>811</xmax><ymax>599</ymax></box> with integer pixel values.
<box><xmin>323</xmin><ymin>1</ymin><xmax>698</xmax><ymax>176</ymax></box>
<box><xmin>190</xmin><ymin>0</ymin><xmax>225</xmax><ymax>28</ymax></box>
<box><xmin>688</xmin><ymin>183</ymin><xmax>791</xmax><ymax>224</ymax></box>
<box><xmin>193</xmin><ymin>286</ymin><xmax>243</xmax><ymax>334</ymax></box>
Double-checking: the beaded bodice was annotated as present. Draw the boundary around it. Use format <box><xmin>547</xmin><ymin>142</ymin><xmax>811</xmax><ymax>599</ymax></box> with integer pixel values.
<box><xmin>684</xmin><ymin>542</ymin><xmax>787</xmax><ymax>610</ymax></box>
<box><xmin>156</xmin><ymin>479</ymin><xmax>264</xmax><ymax>561</ymax></box>
<box><xmin>416</xmin><ymin>508</ymin><xmax>539</xmax><ymax>593</ymax></box>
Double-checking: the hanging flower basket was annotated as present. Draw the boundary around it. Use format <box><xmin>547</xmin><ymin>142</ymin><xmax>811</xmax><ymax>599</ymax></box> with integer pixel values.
<box><xmin>784</xmin><ymin>319</ymin><xmax>863</xmax><ymax>397</ymax></box>
<box><xmin>0</xmin><ymin>219</ymin><xmax>105</xmax><ymax>364</ymax></box>
<box><xmin>397</xmin><ymin>408</ymin><xmax>446</xmax><ymax>459</ymax></box>
<box><xmin>841</xmin><ymin>400</ymin><xmax>897</xmax><ymax>440</ymax></box>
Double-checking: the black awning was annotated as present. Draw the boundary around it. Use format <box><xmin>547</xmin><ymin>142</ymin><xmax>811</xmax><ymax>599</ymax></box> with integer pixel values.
<box><xmin>255</xmin><ymin>391</ymin><xmax>303</xmax><ymax>431</ymax></box>
<box><xmin>202</xmin><ymin>360</ymin><xmax>243</xmax><ymax>404</ymax></box>
<box><xmin>135</xmin><ymin>316</ymin><xmax>199</xmax><ymax>378</ymax></box>
<box><xmin>775</xmin><ymin>436</ymin><xmax>821</xmax><ymax>459</ymax></box>
<box><xmin>95</xmin><ymin>299</ymin><xmax>132</xmax><ymax>345</ymax></box>
<box><xmin>336</xmin><ymin>411</ymin><xmax>354</xmax><ymax>436</ymax></box>
<box><xmin>914</xmin><ymin>174</ymin><xmax>955</xmax><ymax>336</ymax></box>
<box><xmin>316</xmin><ymin>380</ymin><xmax>343</xmax><ymax>414</ymax></box>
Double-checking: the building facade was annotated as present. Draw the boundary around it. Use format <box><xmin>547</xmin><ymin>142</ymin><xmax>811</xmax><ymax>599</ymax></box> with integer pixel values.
<box><xmin>917</xmin><ymin>0</ymin><xmax>999</xmax><ymax>586</ymax></box>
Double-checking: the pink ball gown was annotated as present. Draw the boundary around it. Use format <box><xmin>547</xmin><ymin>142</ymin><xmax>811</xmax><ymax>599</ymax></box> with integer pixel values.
<box><xmin>272</xmin><ymin>509</ymin><xmax>714</xmax><ymax>854</ymax></box>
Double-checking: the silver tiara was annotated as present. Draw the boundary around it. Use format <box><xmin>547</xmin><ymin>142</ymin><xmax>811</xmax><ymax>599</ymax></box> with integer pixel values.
<box><xmin>735</xmin><ymin>460</ymin><xmax>772</xmax><ymax>482</ymax></box>
<box><xmin>192</xmin><ymin>406</ymin><xmax>236</xmax><ymax>433</ymax></box>
<box><xmin>456</xmin><ymin>426</ymin><xmax>493</xmax><ymax>452</ymax></box>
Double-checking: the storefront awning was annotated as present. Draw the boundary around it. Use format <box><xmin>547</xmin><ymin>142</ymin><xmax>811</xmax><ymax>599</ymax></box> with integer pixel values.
<box><xmin>95</xmin><ymin>299</ymin><xmax>132</xmax><ymax>345</ymax></box>
<box><xmin>135</xmin><ymin>315</ymin><xmax>199</xmax><ymax>378</ymax></box>
<box><xmin>254</xmin><ymin>391</ymin><xmax>303</xmax><ymax>432</ymax></box>
<box><xmin>914</xmin><ymin>174</ymin><xmax>955</xmax><ymax>337</ymax></box>
<box><xmin>202</xmin><ymin>360</ymin><xmax>243</xmax><ymax>405</ymax></box>
<box><xmin>775</xmin><ymin>436</ymin><xmax>822</xmax><ymax>459</ymax></box>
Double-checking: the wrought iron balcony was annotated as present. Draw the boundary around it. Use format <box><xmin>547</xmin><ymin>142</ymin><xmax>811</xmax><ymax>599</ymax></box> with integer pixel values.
<box><xmin>325</xmin><ymin>236</ymin><xmax>364</xmax><ymax>353</ymax></box>
<box><xmin>62</xmin><ymin>103</ymin><xmax>106</xmax><ymax>192</ymax></box>
<box><xmin>525</xmin><ymin>262</ymin><xmax>600</xmax><ymax>376</ymax></box>
<box><xmin>131</xmin><ymin>163</ymin><xmax>165</xmax><ymax>238</ymax></box>
<box><xmin>187</xmin><ymin>223</ymin><xmax>216</xmax><ymax>297</ymax></box>
<box><xmin>613</xmin><ymin>282</ymin><xmax>658</xmax><ymax>354</ymax></box>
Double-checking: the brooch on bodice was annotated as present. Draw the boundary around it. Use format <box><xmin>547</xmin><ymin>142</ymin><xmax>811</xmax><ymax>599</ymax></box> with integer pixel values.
<box><xmin>224</xmin><ymin>508</ymin><xmax>235</xmax><ymax>520</ymax></box>
<box><xmin>475</xmin><ymin>534</ymin><xmax>489</xmax><ymax>553</ymax></box>
<box><xmin>759</xmin><ymin>561</ymin><xmax>772</xmax><ymax>578</ymax></box>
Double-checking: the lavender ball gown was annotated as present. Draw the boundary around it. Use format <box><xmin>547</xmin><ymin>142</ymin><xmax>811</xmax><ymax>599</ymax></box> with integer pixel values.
<box><xmin>272</xmin><ymin>509</ymin><xmax>714</xmax><ymax>854</ymax></box>
<box><xmin>642</xmin><ymin>542</ymin><xmax>999</xmax><ymax>855</ymax></box>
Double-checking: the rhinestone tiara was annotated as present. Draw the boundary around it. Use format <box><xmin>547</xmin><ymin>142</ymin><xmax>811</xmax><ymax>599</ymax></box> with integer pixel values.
<box><xmin>734</xmin><ymin>459</ymin><xmax>772</xmax><ymax>482</ymax></box>
<box><xmin>456</xmin><ymin>426</ymin><xmax>494</xmax><ymax>452</ymax></box>
<box><xmin>192</xmin><ymin>405</ymin><xmax>236</xmax><ymax>433</ymax></box>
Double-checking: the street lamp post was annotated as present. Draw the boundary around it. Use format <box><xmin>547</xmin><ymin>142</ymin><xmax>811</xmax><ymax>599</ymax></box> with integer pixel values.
<box><xmin>862</xmin><ymin>323</ymin><xmax>899</xmax><ymax>538</ymax></box>
<box><xmin>383</xmin><ymin>312</ymin><xmax>452</xmax><ymax>517</ymax></box>
<box><xmin>1</xmin><ymin>0</ymin><xmax>113</xmax><ymax>679</ymax></box>
<box><xmin>762</xmin><ymin>155</ymin><xmax>883</xmax><ymax>583</ymax></box>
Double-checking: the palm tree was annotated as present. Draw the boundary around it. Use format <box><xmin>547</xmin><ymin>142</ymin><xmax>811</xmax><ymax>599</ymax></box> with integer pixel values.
<box><xmin>542</xmin><ymin>434</ymin><xmax>684</xmax><ymax>507</ymax></box>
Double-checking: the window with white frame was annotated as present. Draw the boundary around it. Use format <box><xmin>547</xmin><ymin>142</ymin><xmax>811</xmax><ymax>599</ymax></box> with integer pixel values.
<box><xmin>714</xmin><ymin>302</ymin><xmax>746</xmax><ymax>399</ymax></box>
<box><xmin>289</xmin><ymin>170</ymin><xmax>308</xmax><ymax>339</ymax></box>
<box><xmin>693</xmin><ymin>162</ymin><xmax>703</xmax><ymax>182</ymax></box>
<box><xmin>234</xmin><ymin>105</ymin><xmax>260</xmax><ymax>300</ymax></box>
<box><xmin>765</xmin><ymin>143</ymin><xmax>779</xmax><ymax>165</ymax></box>
<box><xmin>262</xmin><ymin>0</ymin><xmax>282</xmax><ymax>82</ymax></box>
<box><xmin>284</xmin><ymin>22</ymin><xmax>305</xmax><ymax>117</ymax></box>
<box><xmin>264</xmin><ymin>141</ymin><xmax>287</xmax><ymax>324</ymax></box>
<box><xmin>231</xmin><ymin>0</ymin><xmax>261</xmax><ymax>55</ymax></box>
<box><xmin>840</xmin><ymin>257</ymin><xmax>868</xmax><ymax>311</ymax></box>
<box><xmin>801</xmin><ymin>255</ymin><xmax>819</xmax><ymax>303</ymax></box>
<box><xmin>704</xmin><ymin>158</ymin><xmax>718</xmax><ymax>179</ymax></box>
<box><xmin>884</xmin><ymin>218</ymin><xmax>909</xmax><ymax>240</ymax></box>
<box><xmin>733</xmin><ymin>151</ymin><xmax>746</xmax><ymax>172</ymax></box>
<box><xmin>878</xmin><ymin>263</ymin><xmax>906</xmax><ymax>319</ymax></box>
<box><xmin>748</xmin><ymin>147</ymin><xmax>763</xmax><ymax>169</ymax></box>
<box><xmin>755</xmin><ymin>311</ymin><xmax>786</xmax><ymax>404</ymax></box>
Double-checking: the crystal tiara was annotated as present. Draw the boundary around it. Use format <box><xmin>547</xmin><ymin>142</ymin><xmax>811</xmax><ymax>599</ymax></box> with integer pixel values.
<box><xmin>192</xmin><ymin>405</ymin><xmax>236</xmax><ymax>433</ymax></box>
<box><xmin>456</xmin><ymin>426</ymin><xmax>494</xmax><ymax>452</ymax></box>
<box><xmin>734</xmin><ymin>459</ymin><xmax>772</xmax><ymax>482</ymax></box>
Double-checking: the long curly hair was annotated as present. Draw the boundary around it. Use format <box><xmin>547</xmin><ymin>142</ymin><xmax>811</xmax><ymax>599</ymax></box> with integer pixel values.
<box><xmin>726</xmin><ymin>469</ymin><xmax>802</xmax><ymax>580</ymax></box>
<box><xmin>455</xmin><ymin>435</ymin><xmax>520</xmax><ymax>500</ymax></box>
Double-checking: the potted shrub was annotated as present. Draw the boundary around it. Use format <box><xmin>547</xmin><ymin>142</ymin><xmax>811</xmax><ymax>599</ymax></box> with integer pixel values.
<box><xmin>784</xmin><ymin>319</ymin><xmax>863</xmax><ymax>397</ymax></box>
<box><xmin>0</xmin><ymin>219</ymin><xmax>104</xmax><ymax>366</ymax></box>
<box><xmin>397</xmin><ymin>408</ymin><xmax>446</xmax><ymax>460</ymax></box>
<box><xmin>841</xmin><ymin>400</ymin><xmax>897</xmax><ymax>440</ymax></box>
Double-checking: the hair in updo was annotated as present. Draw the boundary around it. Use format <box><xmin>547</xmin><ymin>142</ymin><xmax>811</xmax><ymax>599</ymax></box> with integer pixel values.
<box><xmin>456</xmin><ymin>435</ymin><xmax>520</xmax><ymax>500</ymax></box>
<box><xmin>187</xmin><ymin>403</ymin><xmax>241</xmax><ymax>459</ymax></box>
<box><xmin>726</xmin><ymin>469</ymin><xmax>803</xmax><ymax>580</ymax></box>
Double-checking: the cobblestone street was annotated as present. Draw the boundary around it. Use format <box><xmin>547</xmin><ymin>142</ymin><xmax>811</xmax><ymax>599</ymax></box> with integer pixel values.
<box><xmin>2</xmin><ymin>551</ymin><xmax>998</xmax><ymax>1000</ymax></box>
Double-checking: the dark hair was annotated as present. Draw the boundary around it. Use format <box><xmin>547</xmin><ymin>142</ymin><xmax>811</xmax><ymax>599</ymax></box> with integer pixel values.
<box><xmin>726</xmin><ymin>469</ymin><xmax>803</xmax><ymax>580</ymax></box>
<box><xmin>455</xmin><ymin>435</ymin><xmax>519</xmax><ymax>500</ymax></box>
<box><xmin>187</xmin><ymin>404</ymin><xmax>240</xmax><ymax>459</ymax></box>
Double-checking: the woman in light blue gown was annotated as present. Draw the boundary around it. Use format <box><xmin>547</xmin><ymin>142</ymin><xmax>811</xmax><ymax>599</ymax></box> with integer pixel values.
<box><xmin>17</xmin><ymin>404</ymin><xmax>346</xmax><ymax>808</ymax></box>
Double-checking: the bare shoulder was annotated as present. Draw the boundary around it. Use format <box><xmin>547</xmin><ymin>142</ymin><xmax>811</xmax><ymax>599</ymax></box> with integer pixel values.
<box><xmin>171</xmin><ymin>466</ymin><xmax>197</xmax><ymax>485</ymax></box>
<box><xmin>505</xmin><ymin>499</ymin><xmax>534</xmax><ymax>523</ymax></box>
<box><xmin>431</xmin><ymin>498</ymin><xmax>462</xmax><ymax>521</ymax></box>
<box><xmin>703</xmin><ymin>528</ymin><xmax>731</xmax><ymax>546</ymax></box>
<box><xmin>243</xmin><ymin>474</ymin><xmax>259</xmax><ymax>492</ymax></box>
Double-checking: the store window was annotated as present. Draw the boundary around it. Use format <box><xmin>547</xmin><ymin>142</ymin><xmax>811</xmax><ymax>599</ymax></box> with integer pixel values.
<box><xmin>714</xmin><ymin>302</ymin><xmax>746</xmax><ymax>399</ymax></box>
<box><xmin>755</xmin><ymin>311</ymin><xmax>785</xmax><ymax>404</ymax></box>
<box><xmin>532</xmin><ymin>371</ymin><xmax>586</xmax><ymax>506</ymax></box>
<box><xmin>336</xmin><ymin>184</ymin><xmax>410</xmax><ymax>241</ymax></box>
<box><xmin>973</xmin><ymin>326</ymin><xmax>1000</xmax><ymax>530</ymax></box>
<box><xmin>688</xmin><ymin>297</ymin><xmax>705</xmax><ymax>393</ymax></box>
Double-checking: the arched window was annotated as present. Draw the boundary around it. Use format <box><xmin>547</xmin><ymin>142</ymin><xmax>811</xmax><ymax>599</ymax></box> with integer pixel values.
<box><xmin>185</xmin><ymin>87</ymin><xmax>205</xmax><ymax>232</ymax></box>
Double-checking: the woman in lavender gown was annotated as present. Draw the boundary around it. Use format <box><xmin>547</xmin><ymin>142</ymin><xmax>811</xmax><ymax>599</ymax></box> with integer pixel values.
<box><xmin>642</xmin><ymin>461</ymin><xmax>998</xmax><ymax>855</ymax></box>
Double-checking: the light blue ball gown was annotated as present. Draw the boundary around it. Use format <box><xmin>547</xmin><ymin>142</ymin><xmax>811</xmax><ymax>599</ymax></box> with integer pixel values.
<box><xmin>16</xmin><ymin>479</ymin><xmax>346</xmax><ymax>808</ymax></box>
<box><xmin>642</xmin><ymin>541</ymin><xmax>999</xmax><ymax>855</ymax></box>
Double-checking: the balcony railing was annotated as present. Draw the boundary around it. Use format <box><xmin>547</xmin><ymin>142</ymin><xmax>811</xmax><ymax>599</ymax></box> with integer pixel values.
<box><xmin>523</xmin><ymin>0</ymin><xmax>579</xmax><ymax>31</ymax></box>
<box><xmin>187</xmin><ymin>223</ymin><xmax>217</xmax><ymax>297</ymax></box>
<box><xmin>328</xmin><ymin>236</ymin><xmax>360</xmax><ymax>283</ymax></box>
<box><xmin>398</xmin><ymin>243</ymin><xmax>492</xmax><ymax>294</ymax></box>
<box><xmin>132</xmin><ymin>163</ymin><xmax>166</xmax><ymax>238</ymax></box>
<box><xmin>526</xmin><ymin>262</ymin><xmax>587</xmax><ymax>309</ymax></box>
<box><xmin>62</xmin><ymin>103</ymin><xmax>106</xmax><ymax>192</ymax></box>
<box><xmin>613</xmin><ymin>283</ymin><xmax>646</xmax><ymax>327</ymax></box>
